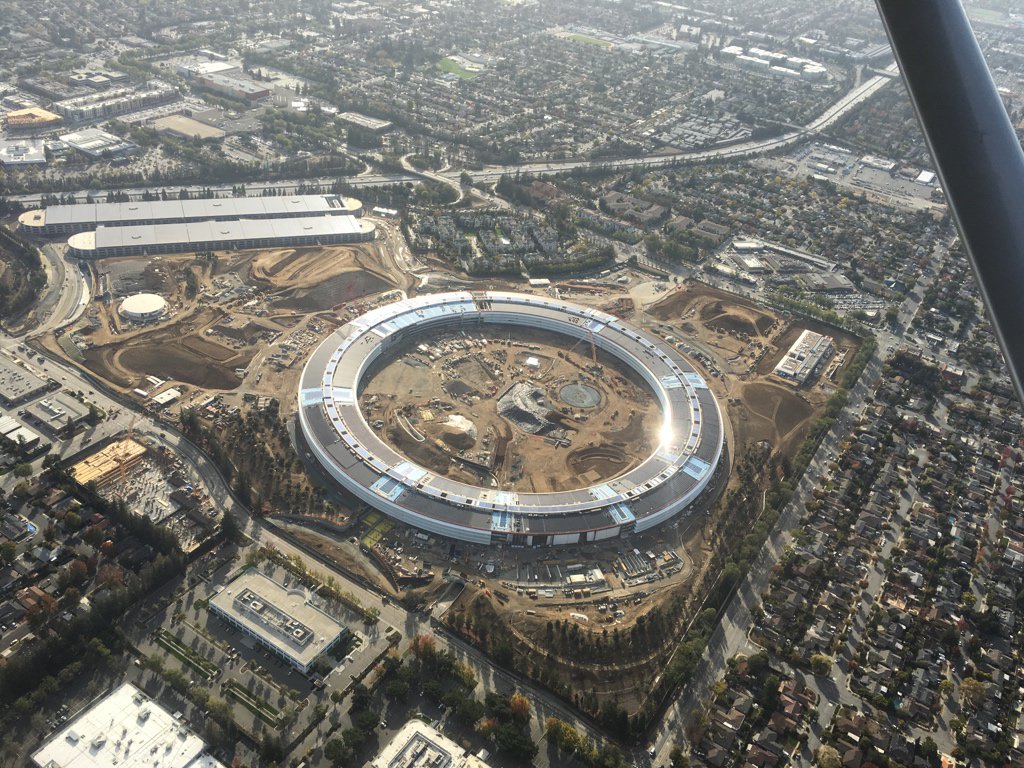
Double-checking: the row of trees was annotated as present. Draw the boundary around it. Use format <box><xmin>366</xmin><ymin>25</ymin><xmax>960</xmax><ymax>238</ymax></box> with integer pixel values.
<box><xmin>181</xmin><ymin>403</ymin><xmax>339</xmax><ymax>520</ymax></box>
<box><xmin>0</xmin><ymin>226</ymin><xmax>46</xmax><ymax>325</ymax></box>
<box><xmin>545</xmin><ymin>717</ymin><xmax>634</xmax><ymax>768</ymax></box>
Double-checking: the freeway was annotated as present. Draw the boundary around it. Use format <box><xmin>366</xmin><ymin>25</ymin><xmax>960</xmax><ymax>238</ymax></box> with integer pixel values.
<box><xmin>444</xmin><ymin>63</ymin><xmax>898</xmax><ymax>185</ymax></box>
<box><xmin>8</xmin><ymin>65</ymin><xmax>896</xmax><ymax>209</ymax></box>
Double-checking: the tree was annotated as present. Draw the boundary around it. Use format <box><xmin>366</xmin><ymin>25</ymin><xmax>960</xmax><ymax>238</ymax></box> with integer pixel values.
<box><xmin>960</xmin><ymin>678</ymin><xmax>987</xmax><ymax>710</ymax></box>
<box><xmin>920</xmin><ymin>736</ymin><xmax>939</xmax><ymax>763</ymax></box>
<box><xmin>220</xmin><ymin>511</ymin><xmax>240</xmax><ymax>543</ymax></box>
<box><xmin>13</xmin><ymin>463</ymin><xmax>32</xmax><ymax>478</ymax></box>
<box><xmin>83</xmin><ymin>525</ymin><xmax>105</xmax><ymax>548</ymax></box>
<box><xmin>324</xmin><ymin>738</ymin><xmax>353</xmax><ymax>766</ymax></box>
<box><xmin>670</xmin><ymin>745</ymin><xmax>690</xmax><ymax>768</ymax></box>
<box><xmin>492</xmin><ymin>722</ymin><xmax>538</xmax><ymax>762</ymax></box>
<box><xmin>816</xmin><ymin>745</ymin><xmax>842</xmax><ymax>768</ymax></box>
<box><xmin>0</xmin><ymin>540</ymin><xmax>15</xmax><ymax>564</ymax></box>
<box><xmin>759</xmin><ymin>674</ymin><xmax>781</xmax><ymax>710</ymax></box>
<box><xmin>65</xmin><ymin>559</ymin><xmax>89</xmax><ymax>586</ymax></box>
<box><xmin>96</xmin><ymin>563</ymin><xmax>125</xmax><ymax>589</ymax></box>
<box><xmin>810</xmin><ymin>653</ymin><xmax>832</xmax><ymax>676</ymax></box>
<box><xmin>509</xmin><ymin>692</ymin><xmax>531</xmax><ymax>725</ymax></box>
<box><xmin>342</xmin><ymin>727</ymin><xmax>369</xmax><ymax>749</ymax></box>
<box><xmin>411</xmin><ymin>633</ymin><xmax>437</xmax><ymax>659</ymax></box>
<box><xmin>258</xmin><ymin>732</ymin><xmax>284</xmax><ymax>763</ymax></box>
<box><xmin>349</xmin><ymin>683</ymin><xmax>372</xmax><ymax>712</ymax></box>
<box><xmin>386</xmin><ymin>678</ymin><xmax>410</xmax><ymax>701</ymax></box>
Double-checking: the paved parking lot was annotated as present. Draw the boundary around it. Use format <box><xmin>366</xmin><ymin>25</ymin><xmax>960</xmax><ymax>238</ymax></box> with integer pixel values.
<box><xmin>132</xmin><ymin>557</ymin><xmax>396</xmax><ymax>744</ymax></box>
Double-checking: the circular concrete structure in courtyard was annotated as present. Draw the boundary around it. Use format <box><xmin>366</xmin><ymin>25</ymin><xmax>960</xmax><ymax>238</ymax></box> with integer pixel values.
<box><xmin>559</xmin><ymin>382</ymin><xmax>602</xmax><ymax>409</ymax></box>
<box><xmin>297</xmin><ymin>291</ymin><xmax>725</xmax><ymax>546</ymax></box>
<box><xmin>119</xmin><ymin>292</ymin><xmax>167</xmax><ymax>322</ymax></box>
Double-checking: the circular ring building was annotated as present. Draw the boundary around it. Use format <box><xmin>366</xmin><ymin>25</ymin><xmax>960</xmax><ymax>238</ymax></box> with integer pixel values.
<box><xmin>298</xmin><ymin>291</ymin><xmax>724</xmax><ymax>546</ymax></box>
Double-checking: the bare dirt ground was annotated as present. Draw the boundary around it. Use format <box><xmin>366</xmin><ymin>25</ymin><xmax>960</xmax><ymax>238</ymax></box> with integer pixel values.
<box><xmin>50</xmin><ymin>243</ymin><xmax>397</xmax><ymax>400</ymax></box>
<box><xmin>646</xmin><ymin>281</ymin><xmax>857</xmax><ymax>459</ymax></box>
<box><xmin>250</xmin><ymin>245</ymin><xmax>392</xmax><ymax>313</ymax></box>
<box><xmin>439</xmin><ymin>493</ymin><xmax>712</xmax><ymax>713</ymax></box>
<box><xmin>360</xmin><ymin>327</ymin><xmax>659</xmax><ymax>493</ymax></box>
<box><xmin>425</xmin><ymin>278</ymin><xmax>859</xmax><ymax>716</ymax></box>
<box><xmin>80</xmin><ymin>307</ymin><xmax>251</xmax><ymax>389</ymax></box>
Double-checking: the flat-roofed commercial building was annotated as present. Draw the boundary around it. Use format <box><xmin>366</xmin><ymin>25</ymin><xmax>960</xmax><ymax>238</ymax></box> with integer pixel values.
<box><xmin>2</xmin><ymin>425</ymin><xmax>41</xmax><ymax>452</ymax></box>
<box><xmin>773</xmin><ymin>329</ymin><xmax>835</xmax><ymax>385</ymax></box>
<box><xmin>370</xmin><ymin>720</ymin><xmax>492</xmax><ymax>768</ymax></box>
<box><xmin>32</xmin><ymin>682</ymin><xmax>225</xmax><ymax>768</ymax></box>
<box><xmin>338</xmin><ymin>111</ymin><xmax>393</xmax><ymax>133</ymax></box>
<box><xmin>19</xmin><ymin>194</ymin><xmax>363</xmax><ymax>236</ymax></box>
<box><xmin>0</xmin><ymin>357</ymin><xmax>51</xmax><ymax>406</ymax></box>
<box><xmin>58</xmin><ymin>128</ymin><xmax>139</xmax><ymax>159</ymax></box>
<box><xmin>194</xmin><ymin>73</ymin><xmax>270</xmax><ymax>103</ymax></box>
<box><xmin>53</xmin><ymin>82</ymin><xmax>178</xmax><ymax>123</ymax></box>
<box><xmin>151</xmin><ymin>114</ymin><xmax>226</xmax><ymax>140</ymax></box>
<box><xmin>0</xmin><ymin>414</ymin><xmax>22</xmax><ymax>437</ymax></box>
<box><xmin>23</xmin><ymin>393</ymin><xmax>90</xmax><ymax>436</ymax></box>
<box><xmin>209</xmin><ymin>569</ymin><xmax>348</xmax><ymax>674</ymax></box>
<box><xmin>66</xmin><ymin>215</ymin><xmax>375</xmax><ymax>258</ymax></box>
<box><xmin>0</xmin><ymin>139</ymin><xmax>46</xmax><ymax>167</ymax></box>
<box><xmin>174</xmin><ymin>60</ymin><xmax>240</xmax><ymax>79</ymax></box>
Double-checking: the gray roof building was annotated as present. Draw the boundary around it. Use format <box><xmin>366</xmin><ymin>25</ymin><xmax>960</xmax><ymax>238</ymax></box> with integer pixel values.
<box><xmin>66</xmin><ymin>215</ymin><xmax>375</xmax><ymax>258</ymax></box>
<box><xmin>19</xmin><ymin>194</ymin><xmax>363</xmax><ymax>236</ymax></box>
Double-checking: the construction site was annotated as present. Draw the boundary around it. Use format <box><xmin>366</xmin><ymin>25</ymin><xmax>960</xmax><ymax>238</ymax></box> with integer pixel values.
<box><xmin>645</xmin><ymin>282</ymin><xmax>859</xmax><ymax>459</ymax></box>
<box><xmin>67</xmin><ymin>434</ymin><xmax>217</xmax><ymax>551</ymax></box>
<box><xmin>42</xmin><ymin>239</ymin><xmax>397</xmax><ymax>405</ymax></box>
<box><xmin>359</xmin><ymin>326</ymin><xmax>660</xmax><ymax>494</ymax></box>
<box><xmin>297</xmin><ymin>280</ymin><xmax>854</xmax><ymax>717</ymax></box>
<box><xmin>30</xmin><ymin>215</ymin><xmax>856</xmax><ymax>719</ymax></box>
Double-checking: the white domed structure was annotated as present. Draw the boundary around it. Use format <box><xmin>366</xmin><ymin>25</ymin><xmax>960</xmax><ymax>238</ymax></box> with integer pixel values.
<box><xmin>119</xmin><ymin>293</ymin><xmax>167</xmax><ymax>323</ymax></box>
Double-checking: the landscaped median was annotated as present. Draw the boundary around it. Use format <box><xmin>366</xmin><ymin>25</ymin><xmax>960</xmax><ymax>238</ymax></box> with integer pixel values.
<box><xmin>222</xmin><ymin>680</ymin><xmax>283</xmax><ymax>726</ymax></box>
<box><xmin>155</xmin><ymin>629</ymin><xmax>221</xmax><ymax>680</ymax></box>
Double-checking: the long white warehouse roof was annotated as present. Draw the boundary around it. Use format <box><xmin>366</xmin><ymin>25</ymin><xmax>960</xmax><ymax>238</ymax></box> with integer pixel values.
<box><xmin>68</xmin><ymin>214</ymin><xmax>375</xmax><ymax>255</ymax></box>
<box><xmin>32</xmin><ymin>682</ymin><xmax>225</xmax><ymax>768</ymax></box>
<box><xmin>19</xmin><ymin>194</ymin><xmax>361</xmax><ymax>233</ymax></box>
